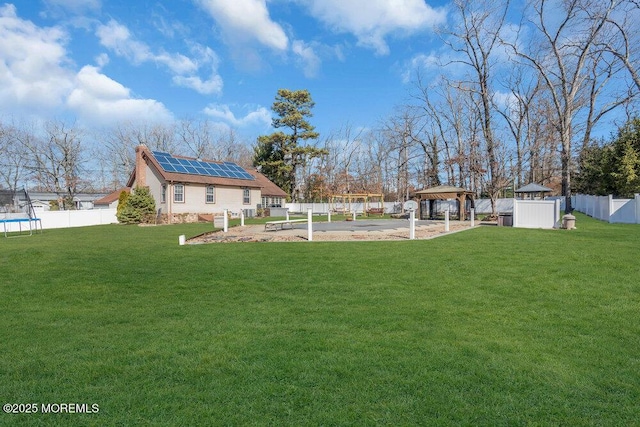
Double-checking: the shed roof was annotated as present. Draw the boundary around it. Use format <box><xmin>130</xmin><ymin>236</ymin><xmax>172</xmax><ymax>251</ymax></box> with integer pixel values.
<box><xmin>515</xmin><ymin>183</ymin><xmax>553</xmax><ymax>193</ymax></box>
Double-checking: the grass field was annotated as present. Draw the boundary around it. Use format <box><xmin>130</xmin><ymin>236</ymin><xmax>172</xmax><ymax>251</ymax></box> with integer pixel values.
<box><xmin>1</xmin><ymin>213</ymin><xmax>639</xmax><ymax>425</ymax></box>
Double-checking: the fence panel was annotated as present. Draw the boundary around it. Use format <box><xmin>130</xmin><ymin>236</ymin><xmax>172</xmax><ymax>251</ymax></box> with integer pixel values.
<box><xmin>39</xmin><ymin>209</ymin><xmax>118</xmax><ymax>229</ymax></box>
<box><xmin>513</xmin><ymin>200</ymin><xmax>560</xmax><ymax>229</ymax></box>
<box><xmin>610</xmin><ymin>198</ymin><xmax>636</xmax><ymax>223</ymax></box>
<box><xmin>573</xmin><ymin>194</ymin><xmax>640</xmax><ymax>223</ymax></box>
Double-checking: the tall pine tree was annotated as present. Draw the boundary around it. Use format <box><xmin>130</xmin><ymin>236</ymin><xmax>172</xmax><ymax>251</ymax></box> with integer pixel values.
<box><xmin>253</xmin><ymin>89</ymin><xmax>326</xmax><ymax>202</ymax></box>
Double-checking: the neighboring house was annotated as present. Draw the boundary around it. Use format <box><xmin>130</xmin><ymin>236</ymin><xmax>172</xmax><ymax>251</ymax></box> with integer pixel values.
<box><xmin>30</xmin><ymin>200</ymin><xmax>50</xmax><ymax>212</ymax></box>
<box><xmin>126</xmin><ymin>145</ymin><xmax>287</xmax><ymax>223</ymax></box>
<box><xmin>15</xmin><ymin>192</ymin><xmax>107</xmax><ymax>211</ymax></box>
<box><xmin>94</xmin><ymin>188</ymin><xmax>130</xmax><ymax>209</ymax></box>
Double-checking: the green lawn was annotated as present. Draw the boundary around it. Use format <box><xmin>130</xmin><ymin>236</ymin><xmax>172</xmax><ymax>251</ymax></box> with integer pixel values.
<box><xmin>1</xmin><ymin>214</ymin><xmax>639</xmax><ymax>425</ymax></box>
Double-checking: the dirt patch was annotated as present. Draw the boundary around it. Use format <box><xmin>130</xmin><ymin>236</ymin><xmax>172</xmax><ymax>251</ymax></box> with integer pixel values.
<box><xmin>188</xmin><ymin>221</ymin><xmax>475</xmax><ymax>244</ymax></box>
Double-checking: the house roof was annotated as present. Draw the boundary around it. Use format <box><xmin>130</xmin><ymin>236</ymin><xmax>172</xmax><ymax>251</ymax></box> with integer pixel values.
<box><xmin>515</xmin><ymin>183</ymin><xmax>553</xmax><ymax>193</ymax></box>
<box><xmin>94</xmin><ymin>188</ymin><xmax>130</xmax><ymax>205</ymax></box>
<box><xmin>247</xmin><ymin>170</ymin><xmax>288</xmax><ymax>198</ymax></box>
<box><xmin>128</xmin><ymin>147</ymin><xmax>262</xmax><ymax>189</ymax></box>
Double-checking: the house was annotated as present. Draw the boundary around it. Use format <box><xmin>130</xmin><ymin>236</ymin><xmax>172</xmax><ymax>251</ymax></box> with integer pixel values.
<box><xmin>15</xmin><ymin>191</ymin><xmax>108</xmax><ymax>211</ymax></box>
<box><xmin>94</xmin><ymin>188</ymin><xmax>130</xmax><ymax>209</ymax></box>
<box><xmin>125</xmin><ymin>145</ymin><xmax>287</xmax><ymax>223</ymax></box>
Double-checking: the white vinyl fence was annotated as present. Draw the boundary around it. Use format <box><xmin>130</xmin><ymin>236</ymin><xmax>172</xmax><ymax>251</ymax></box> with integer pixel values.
<box><xmin>285</xmin><ymin>199</ymin><xmax>516</xmax><ymax>215</ymax></box>
<box><xmin>573</xmin><ymin>194</ymin><xmax>640</xmax><ymax>224</ymax></box>
<box><xmin>513</xmin><ymin>199</ymin><xmax>561</xmax><ymax>229</ymax></box>
<box><xmin>1</xmin><ymin>209</ymin><xmax>118</xmax><ymax>232</ymax></box>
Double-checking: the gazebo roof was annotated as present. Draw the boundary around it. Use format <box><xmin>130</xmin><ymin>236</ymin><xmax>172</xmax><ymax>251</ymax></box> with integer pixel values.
<box><xmin>515</xmin><ymin>183</ymin><xmax>552</xmax><ymax>193</ymax></box>
<box><xmin>415</xmin><ymin>185</ymin><xmax>474</xmax><ymax>201</ymax></box>
<box><xmin>416</xmin><ymin>185</ymin><xmax>472</xmax><ymax>195</ymax></box>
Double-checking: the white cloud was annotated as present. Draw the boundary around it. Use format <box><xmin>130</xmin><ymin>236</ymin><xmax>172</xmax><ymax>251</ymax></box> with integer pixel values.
<box><xmin>0</xmin><ymin>4</ymin><xmax>73</xmax><ymax>112</ymax></box>
<box><xmin>95</xmin><ymin>20</ymin><xmax>222</xmax><ymax>94</ymax></box>
<box><xmin>173</xmin><ymin>74</ymin><xmax>223</xmax><ymax>95</ymax></box>
<box><xmin>301</xmin><ymin>0</ymin><xmax>446</xmax><ymax>55</ymax></box>
<box><xmin>95</xmin><ymin>20</ymin><xmax>150</xmax><ymax>64</ymax></box>
<box><xmin>202</xmin><ymin>104</ymin><xmax>271</xmax><ymax>128</ymax></box>
<box><xmin>0</xmin><ymin>5</ymin><xmax>172</xmax><ymax>126</ymax></box>
<box><xmin>493</xmin><ymin>90</ymin><xmax>519</xmax><ymax>115</ymax></box>
<box><xmin>43</xmin><ymin>0</ymin><xmax>101</xmax><ymax>13</ymax></box>
<box><xmin>196</xmin><ymin>0</ymin><xmax>288</xmax><ymax>51</ymax></box>
<box><xmin>95</xmin><ymin>52</ymin><xmax>109</xmax><ymax>67</ymax></box>
<box><xmin>292</xmin><ymin>40</ymin><xmax>321</xmax><ymax>78</ymax></box>
<box><xmin>67</xmin><ymin>65</ymin><xmax>173</xmax><ymax>125</ymax></box>
<box><xmin>402</xmin><ymin>52</ymin><xmax>440</xmax><ymax>83</ymax></box>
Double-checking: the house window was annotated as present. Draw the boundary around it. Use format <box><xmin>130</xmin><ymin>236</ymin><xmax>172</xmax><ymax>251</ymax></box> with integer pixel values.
<box><xmin>174</xmin><ymin>184</ymin><xmax>184</xmax><ymax>203</ymax></box>
<box><xmin>243</xmin><ymin>188</ymin><xmax>250</xmax><ymax>205</ymax></box>
<box><xmin>161</xmin><ymin>184</ymin><xmax>166</xmax><ymax>203</ymax></box>
<box><xmin>206</xmin><ymin>186</ymin><xmax>215</xmax><ymax>203</ymax></box>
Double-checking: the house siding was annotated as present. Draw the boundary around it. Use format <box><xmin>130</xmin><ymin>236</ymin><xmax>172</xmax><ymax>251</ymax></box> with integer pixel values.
<box><xmin>168</xmin><ymin>184</ymin><xmax>260</xmax><ymax>214</ymax></box>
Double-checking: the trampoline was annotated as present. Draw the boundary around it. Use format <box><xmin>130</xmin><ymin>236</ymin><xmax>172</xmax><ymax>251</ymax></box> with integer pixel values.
<box><xmin>1</xmin><ymin>217</ymin><xmax>43</xmax><ymax>238</ymax></box>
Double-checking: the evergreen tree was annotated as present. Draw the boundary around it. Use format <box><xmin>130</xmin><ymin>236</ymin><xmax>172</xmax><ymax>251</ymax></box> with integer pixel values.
<box><xmin>612</xmin><ymin>139</ymin><xmax>640</xmax><ymax>198</ymax></box>
<box><xmin>575</xmin><ymin>118</ymin><xmax>640</xmax><ymax>197</ymax></box>
<box><xmin>116</xmin><ymin>190</ymin><xmax>130</xmax><ymax>217</ymax></box>
<box><xmin>253</xmin><ymin>89</ymin><xmax>326</xmax><ymax>202</ymax></box>
<box><xmin>117</xmin><ymin>187</ymin><xmax>156</xmax><ymax>224</ymax></box>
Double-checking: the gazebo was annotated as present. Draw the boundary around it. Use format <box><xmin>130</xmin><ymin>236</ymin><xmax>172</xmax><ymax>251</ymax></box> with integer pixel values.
<box><xmin>415</xmin><ymin>185</ymin><xmax>475</xmax><ymax>221</ymax></box>
<box><xmin>329</xmin><ymin>193</ymin><xmax>385</xmax><ymax>216</ymax></box>
<box><xmin>515</xmin><ymin>183</ymin><xmax>553</xmax><ymax>200</ymax></box>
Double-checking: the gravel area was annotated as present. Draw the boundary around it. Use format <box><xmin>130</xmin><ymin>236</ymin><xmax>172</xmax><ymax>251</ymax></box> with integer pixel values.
<box><xmin>188</xmin><ymin>220</ymin><xmax>475</xmax><ymax>244</ymax></box>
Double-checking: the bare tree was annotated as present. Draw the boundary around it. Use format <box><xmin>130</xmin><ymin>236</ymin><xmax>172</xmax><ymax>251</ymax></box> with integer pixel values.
<box><xmin>0</xmin><ymin>121</ymin><xmax>30</xmax><ymax>192</ymax></box>
<box><xmin>318</xmin><ymin>123</ymin><xmax>366</xmax><ymax>195</ymax></box>
<box><xmin>178</xmin><ymin>118</ymin><xmax>215</xmax><ymax>159</ymax></box>
<box><xmin>581</xmin><ymin>27</ymin><xmax>637</xmax><ymax>151</ymax></box>
<box><xmin>599</xmin><ymin>1</ymin><xmax>640</xmax><ymax>91</ymax></box>
<box><xmin>215</xmin><ymin>128</ymin><xmax>254</xmax><ymax>167</ymax></box>
<box><xmin>99</xmin><ymin>123</ymin><xmax>137</xmax><ymax>189</ymax></box>
<box><xmin>505</xmin><ymin>0</ymin><xmax>620</xmax><ymax>212</ymax></box>
<box><xmin>21</xmin><ymin>120</ymin><xmax>85</xmax><ymax>208</ymax></box>
<box><xmin>496</xmin><ymin>68</ymin><xmax>542</xmax><ymax>188</ymax></box>
<box><xmin>443</xmin><ymin>0</ymin><xmax>511</xmax><ymax>215</ymax></box>
<box><xmin>380</xmin><ymin>109</ymin><xmax>427</xmax><ymax>208</ymax></box>
<box><xmin>137</xmin><ymin>122</ymin><xmax>177</xmax><ymax>152</ymax></box>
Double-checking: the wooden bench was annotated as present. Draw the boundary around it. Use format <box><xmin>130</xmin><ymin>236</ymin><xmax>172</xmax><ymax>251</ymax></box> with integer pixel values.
<box><xmin>366</xmin><ymin>208</ymin><xmax>385</xmax><ymax>216</ymax></box>
<box><xmin>264</xmin><ymin>219</ymin><xmax>308</xmax><ymax>231</ymax></box>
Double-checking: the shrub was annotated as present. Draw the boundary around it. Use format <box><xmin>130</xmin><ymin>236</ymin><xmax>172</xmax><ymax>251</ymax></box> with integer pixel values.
<box><xmin>117</xmin><ymin>187</ymin><xmax>156</xmax><ymax>224</ymax></box>
<box><xmin>116</xmin><ymin>190</ymin><xmax>129</xmax><ymax>217</ymax></box>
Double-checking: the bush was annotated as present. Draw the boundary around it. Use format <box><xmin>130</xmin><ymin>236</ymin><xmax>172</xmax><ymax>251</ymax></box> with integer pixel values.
<box><xmin>116</xmin><ymin>190</ymin><xmax>129</xmax><ymax>217</ymax></box>
<box><xmin>117</xmin><ymin>187</ymin><xmax>156</xmax><ymax>224</ymax></box>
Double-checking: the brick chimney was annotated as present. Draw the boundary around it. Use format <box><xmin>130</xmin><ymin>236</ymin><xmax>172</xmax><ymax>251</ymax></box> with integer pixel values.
<box><xmin>135</xmin><ymin>145</ymin><xmax>147</xmax><ymax>188</ymax></box>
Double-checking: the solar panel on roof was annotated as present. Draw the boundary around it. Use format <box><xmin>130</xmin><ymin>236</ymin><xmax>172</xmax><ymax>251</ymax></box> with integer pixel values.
<box><xmin>151</xmin><ymin>150</ymin><xmax>254</xmax><ymax>181</ymax></box>
<box><xmin>158</xmin><ymin>161</ymin><xmax>175</xmax><ymax>172</ymax></box>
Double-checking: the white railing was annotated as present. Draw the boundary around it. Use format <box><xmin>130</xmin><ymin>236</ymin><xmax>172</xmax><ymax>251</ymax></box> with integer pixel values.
<box><xmin>573</xmin><ymin>194</ymin><xmax>640</xmax><ymax>224</ymax></box>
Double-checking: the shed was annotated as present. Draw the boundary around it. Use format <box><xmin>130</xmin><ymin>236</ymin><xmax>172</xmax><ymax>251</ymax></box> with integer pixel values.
<box><xmin>415</xmin><ymin>185</ymin><xmax>475</xmax><ymax>221</ymax></box>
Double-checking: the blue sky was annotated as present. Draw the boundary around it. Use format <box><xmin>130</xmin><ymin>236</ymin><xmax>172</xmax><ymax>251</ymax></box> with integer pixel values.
<box><xmin>0</xmin><ymin>0</ymin><xmax>449</xmax><ymax>142</ymax></box>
